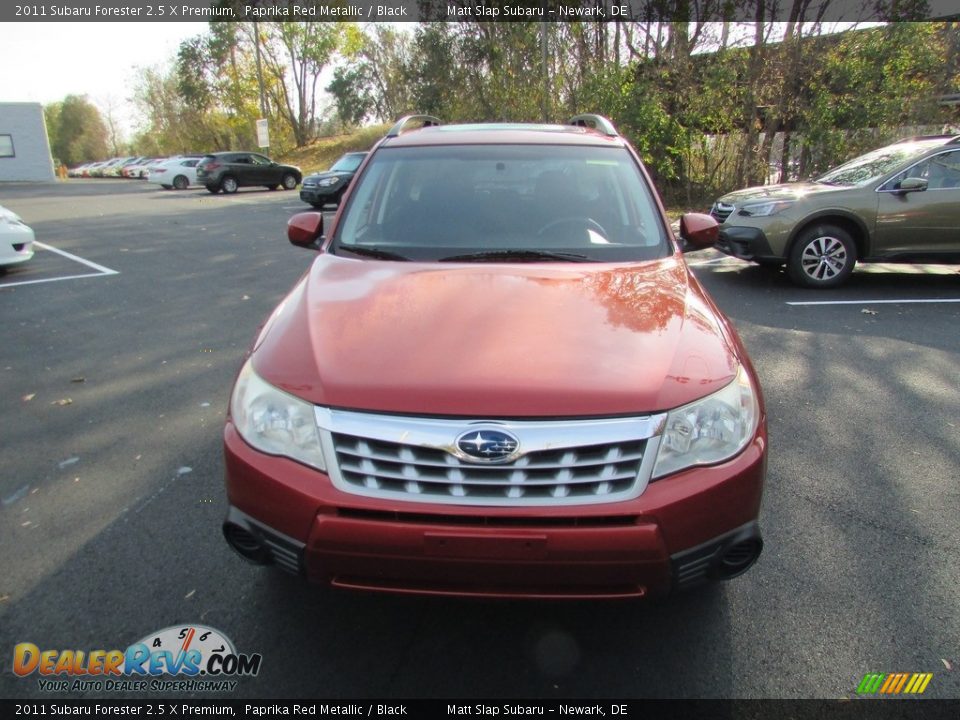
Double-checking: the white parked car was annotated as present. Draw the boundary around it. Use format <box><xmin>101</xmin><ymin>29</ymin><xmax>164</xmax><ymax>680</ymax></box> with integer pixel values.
<box><xmin>123</xmin><ymin>157</ymin><xmax>161</xmax><ymax>178</ymax></box>
<box><xmin>0</xmin><ymin>205</ymin><xmax>34</xmax><ymax>267</ymax></box>
<box><xmin>146</xmin><ymin>157</ymin><xmax>203</xmax><ymax>190</ymax></box>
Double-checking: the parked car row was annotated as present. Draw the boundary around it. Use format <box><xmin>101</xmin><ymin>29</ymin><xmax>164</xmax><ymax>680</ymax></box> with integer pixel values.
<box><xmin>68</xmin><ymin>156</ymin><xmax>166</xmax><ymax>179</ymax></box>
<box><xmin>69</xmin><ymin>152</ymin><xmax>305</xmax><ymax>195</ymax></box>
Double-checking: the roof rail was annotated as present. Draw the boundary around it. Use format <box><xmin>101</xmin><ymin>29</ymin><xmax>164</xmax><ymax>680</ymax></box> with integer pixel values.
<box><xmin>386</xmin><ymin>115</ymin><xmax>442</xmax><ymax>138</ymax></box>
<box><xmin>568</xmin><ymin>114</ymin><xmax>619</xmax><ymax>138</ymax></box>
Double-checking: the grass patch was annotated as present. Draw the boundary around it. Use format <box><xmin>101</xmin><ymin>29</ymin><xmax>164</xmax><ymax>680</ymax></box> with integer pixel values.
<box><xmin>279</xmin><ymin>124</ymin><xmax>389</xmax><ymax>175</ymax></box>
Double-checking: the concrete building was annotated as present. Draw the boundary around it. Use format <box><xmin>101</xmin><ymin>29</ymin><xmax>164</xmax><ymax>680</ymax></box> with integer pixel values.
<box><xmin>0</xmin><ymin>102</ymin><xmax>55</xmax><ymax>182</ymax></box>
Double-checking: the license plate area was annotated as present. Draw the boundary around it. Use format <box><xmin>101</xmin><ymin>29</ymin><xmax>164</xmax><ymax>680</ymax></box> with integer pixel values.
<box><xmin>424</xmin><ymin>532</ymin><xmax>547</xmax><ymax>559</ymax></box>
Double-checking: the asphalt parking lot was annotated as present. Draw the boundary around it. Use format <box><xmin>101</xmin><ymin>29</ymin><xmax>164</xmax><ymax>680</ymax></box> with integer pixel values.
<box><xmin>1</xmin><ymin>180</ymin><xmax>957</xmax><ymax>700</ymax></box>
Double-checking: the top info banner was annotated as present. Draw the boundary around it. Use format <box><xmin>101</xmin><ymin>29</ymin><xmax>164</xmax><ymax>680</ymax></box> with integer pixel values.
<box><xmin>5</xmin><ymin>0</ymin><xmax>954</xmax><ymax>23</ymax></box>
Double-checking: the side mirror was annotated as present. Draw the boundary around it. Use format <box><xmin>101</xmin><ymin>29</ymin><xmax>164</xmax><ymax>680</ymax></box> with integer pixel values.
<box><xmin>897</xmin><ymin>177</ymin><xmax>927</xmax><ymax>193</ymax></box>
<box><xmin>287</xmin><ymin>212</ymin><xmax>324</xmax><ymax>251</ymax></box>
<box><xmin>678</xmin><ymin>212</ymin><xmax>719</xmax><ymax>252</ymax></box>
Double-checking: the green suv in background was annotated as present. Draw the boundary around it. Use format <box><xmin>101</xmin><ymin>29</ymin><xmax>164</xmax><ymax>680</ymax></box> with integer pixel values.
<box><xmin>711</xmin><ymin>136</ymin><xmax>960</xmax><ymax>287</ymax></box>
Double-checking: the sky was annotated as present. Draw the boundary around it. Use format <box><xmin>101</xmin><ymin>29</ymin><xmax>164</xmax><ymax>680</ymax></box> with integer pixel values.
<box><xmin>0</xmin><ymin>22</ymin><xmax>209</xmax><ymax>137</ymax></box>
<box><xmin>0</xmin><ymin>18</ymin><xmax>941</xmax><ymax>143</ymax></box>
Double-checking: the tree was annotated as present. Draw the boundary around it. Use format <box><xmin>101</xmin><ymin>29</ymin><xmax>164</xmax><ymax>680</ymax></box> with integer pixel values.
<box><xmin>328</xmin><ymin>25</ymin><xmax>414</xmax><ymax>126</ymax></box>
<box><xmin>49</xmin><ymin>95</ymin><xmax>109</xmax><ymax>166</ymax></box>
<box><xmin>44</xmin><ymin>102</ymin><xmax>63</xmax><ymax>163</ymax></box>
<box><xmin>251</xmin><ymin>22</ymin><xmax>359</xmax><ymax>146</ymax></box>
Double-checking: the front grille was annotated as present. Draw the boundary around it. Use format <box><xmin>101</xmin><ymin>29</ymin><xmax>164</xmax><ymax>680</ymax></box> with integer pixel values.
<box><xmin>333</xmin><ymin>434</ymin><xmax>646</xmax><ymax>502</ymax></box>
<box><xmin>318</xmin><ymin>409</ymin><xmax>665</xmax><ymax>507</ymax></box>
<box><xmin>710</xmin><ymin>202</ymin><xmax>735</xmax><ymax>223</ymax></box>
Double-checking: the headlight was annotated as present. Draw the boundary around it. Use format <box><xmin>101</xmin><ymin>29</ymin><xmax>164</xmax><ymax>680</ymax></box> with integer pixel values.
<box><xmin>738</xmin><ymin>200</ymin><xmax>793</xmax><ymax>217</ymax></box>
<box><xmin>652</xmin><ymin>364</ymin><xmax>759</xmax><ymax>479</ymax></box>
<box><xmin>317</xmin><ymin>177</ymin><xmax>340</xmax><ymax>187</ymax></box>
<box><xmin>230</xmin><ymin>360</ymin><xmax>326</xmax><ymax>471</ymax></box>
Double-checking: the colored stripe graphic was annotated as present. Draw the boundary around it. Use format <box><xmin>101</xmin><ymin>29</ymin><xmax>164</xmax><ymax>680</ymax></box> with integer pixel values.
<box><xmin>857</xmin><ymin>672</ymin><xmax>933</xmax><ymax>695</ymax></box>
<box><xmin>907</xmin><ymin>673</ymin><xmax>933</xmax><ymax>694</ymax></box>
<box><xmin>857</xmin><ymin>673</ymin><xmax>885</xmax><ymax>694</ymax></box>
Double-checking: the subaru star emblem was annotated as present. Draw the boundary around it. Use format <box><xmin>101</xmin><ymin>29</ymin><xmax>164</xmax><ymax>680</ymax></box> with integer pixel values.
<box><xmin>455</xmin><ymin>428</ymin><xmax>520</xmax><ymax>463</ymax></box>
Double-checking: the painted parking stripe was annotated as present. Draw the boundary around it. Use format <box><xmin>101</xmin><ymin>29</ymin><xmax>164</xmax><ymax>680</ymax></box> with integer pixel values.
<box><xmin>787</xmin><ymin>298</ymin><xmax>960</xmax><ymax>306</ymax></box>
<box><xmin>34</xmin><ymin>241</ymin><xmax>119</xmax><ymax>275</ymax></box>
<box><xmin>0</xmin><ymin>272</ymin><xmax>117</xmax><ymax>289</ymax></box>
<box><xmin>0</xmin><ymin>242</ymin><xmax>119</xmax><ymax>289</ymax></box>
<box><xmin>688</xmin><ymin>256</ymin><xmax>741</xmax><ymax>267</ymax></box>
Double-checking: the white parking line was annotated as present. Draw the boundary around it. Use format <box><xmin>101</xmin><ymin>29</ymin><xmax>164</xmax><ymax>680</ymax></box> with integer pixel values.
<box><xmin>787</xmin><ymin>298</ymin><xmax>960</xmax><ymax>306</ymax></box>
<box><xmin>35</xmin><ymin>241</ymin><xmax>119</xmax><ymax>275</ymax></box>
<box><xmin>688</xmin><ymin>256</ymin><xmax>738</xmax><ymax>267</ymax></box>
<box><xmin>0</xmin><ymin>242</ymin><xmax>119</xmax><ymax>289</ymax></box>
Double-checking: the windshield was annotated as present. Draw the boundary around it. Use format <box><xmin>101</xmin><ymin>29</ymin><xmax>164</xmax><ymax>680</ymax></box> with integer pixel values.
<box><xmin>334</xmin><ymin>144</ymin><xmax>670</xmax><ymax>263</ymax></box>
<box><xmin>815</xmin><ymin>140</ymin><xmax>945</xmax><ymax>186</ymax></box>
<box><xmin>331</xmin><ymin>153</ymin><xmax>365</xmax><ymax>173</ymax></box>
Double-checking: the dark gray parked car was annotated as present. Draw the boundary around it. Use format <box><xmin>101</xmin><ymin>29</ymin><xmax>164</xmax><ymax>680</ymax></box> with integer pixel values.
<box><xmin>299</xmin><ymin>152</ymin><xmax>367</xmax><ymax>208</ymax></box>
<box><xmin>196</xmin><ymin>152</ymin><xmax>302</xmax><ymax>194</ymax></box>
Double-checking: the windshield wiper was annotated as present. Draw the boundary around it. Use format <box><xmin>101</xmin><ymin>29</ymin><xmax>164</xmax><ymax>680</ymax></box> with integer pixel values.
<box><xmin>338</xmin><ymin>245</ymin><xmax>410</xmax><ymax>261</ymax></box>
<box><xmin>439</xmin><ymin>249</ymin><xmax>592</xmax><ymax>263</ymax></box>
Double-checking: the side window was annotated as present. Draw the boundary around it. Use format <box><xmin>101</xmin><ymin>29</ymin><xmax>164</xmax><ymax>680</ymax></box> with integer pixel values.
<box><xmin>927</xmin><ymin>150</ymin><xmax>960</xmax><ymax>189</ymax></box>
<box><xmin>884</xmin><ymin>150</ymin><xmax>960</xmax><ymax>191</ymax></box>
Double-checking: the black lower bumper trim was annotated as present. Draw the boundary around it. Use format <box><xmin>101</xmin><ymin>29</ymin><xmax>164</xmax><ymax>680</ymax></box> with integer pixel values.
<box><xmin>223</xmin><ymin>506</ymin><xmax>305</xmax><ymax>576</ymax></box>
<box><xmin>670</xmin><ymin>521</ymin><xmax>763</xmax><ymax>591</ymax></box>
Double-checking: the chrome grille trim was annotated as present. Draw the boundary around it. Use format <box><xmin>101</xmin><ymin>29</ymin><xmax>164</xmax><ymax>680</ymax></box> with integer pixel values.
<box><xmin>315</xmin><ymin>408</ymin><xmax>666</xmax><ymax>507</ymax></box>
<box><xmin>710</xmin><ymin>201</ymin><xmax>735</xmax><ymax>223</ymax></box>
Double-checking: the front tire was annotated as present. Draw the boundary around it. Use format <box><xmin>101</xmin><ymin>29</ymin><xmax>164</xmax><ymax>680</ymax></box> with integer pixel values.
<box><xmin>281</xmin><ymin>173</ymin><xmax>298</xmax><ymax>190</ymax></box>
<box><xmin>787</xmin><ymin>224</ymin><xmax>856</xmax><ymax>288</ymax></box>
<box><xmin>173</xmin><ymin>175</ymin><xmax>189</xmax><ymax>190</ymax></box>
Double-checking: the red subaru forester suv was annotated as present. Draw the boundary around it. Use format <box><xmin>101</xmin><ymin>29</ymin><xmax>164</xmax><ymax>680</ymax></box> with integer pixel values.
<box><xmin>222</xmin><ymin>115</ymin><xmax>766</xmax><ymax>599</ymax></box>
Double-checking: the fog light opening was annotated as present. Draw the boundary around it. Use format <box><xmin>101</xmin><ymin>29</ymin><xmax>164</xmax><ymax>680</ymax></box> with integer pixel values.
<box><xmin>223</xmin><ymin>523</ymin><xmax>272</xmax><ymax>565</ymax></box>
<box><xmin>717</xmin><ymin>538</ymin><xmax>762</xmax><ymax>579</ymax></box>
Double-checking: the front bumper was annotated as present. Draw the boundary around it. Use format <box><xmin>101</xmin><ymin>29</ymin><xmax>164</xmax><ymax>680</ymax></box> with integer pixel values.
<box><xmin>0</xmin><ymin>224</ymin><xmax>35</xmax><ymax>266</ymax></box>
<box><xmin>716</xmin><ymin>226</ymin><xmax>777</xmax><ymax>261</ymax></box>
<box><xmin>222</xmin><ymin>422</ymin><xmax>766</xmax><ymax>599</ymax></box>
<box><xmin>299</xmin><ymin>186</ymin><xmax>339</xmax><ymax>205</ymax></box>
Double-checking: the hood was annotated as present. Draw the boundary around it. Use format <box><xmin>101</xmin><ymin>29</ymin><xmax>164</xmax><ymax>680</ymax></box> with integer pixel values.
<box><xmin>0</xmin><ymin>206</ymin><xmax>23</xmax><ymax>223</ymax></box>
<box><xmin>251</xmin><ymin>255</ymin><xmax>740</xmax><ymax>417</ymax></box>
<box><xmin>718</xmin><ymin>181</ymin><xmax>847</xmax><ymax>205</ymax></box>
<box><xmin>304</xmin><ymin>170</ymin><xmax>353</xmax><ymax>182</ymax></box>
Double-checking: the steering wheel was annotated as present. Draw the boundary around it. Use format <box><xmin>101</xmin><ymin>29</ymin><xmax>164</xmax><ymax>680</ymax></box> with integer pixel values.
<box><xmin>537</xmin><ymin>216</ymin><xmax>608</xmax><ymax>238</ymax></box>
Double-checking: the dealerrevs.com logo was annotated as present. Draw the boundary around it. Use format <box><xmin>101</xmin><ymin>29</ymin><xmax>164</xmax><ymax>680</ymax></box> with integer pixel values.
<box><xmin>13</xmin><ymin>624</ymin><xmax>262</xmax><ymax>693</ymax></box>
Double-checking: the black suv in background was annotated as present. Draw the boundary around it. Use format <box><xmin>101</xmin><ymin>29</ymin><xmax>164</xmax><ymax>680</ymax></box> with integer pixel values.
<box><xmin>299</xmin><ymin>151</ymin><xmax>368</xmax><ymax>208</ymax></box>
<box><xmin>196</xmin><ymin>152</ymin><xmax>302</xmax><ymax>194</ymax></box>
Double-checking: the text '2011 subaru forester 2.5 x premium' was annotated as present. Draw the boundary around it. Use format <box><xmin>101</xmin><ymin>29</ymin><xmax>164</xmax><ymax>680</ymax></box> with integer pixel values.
<box><xmin>222</xmin><ymin>115</ymin><xmax>767</xmax><ymax>599</ymax></box>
